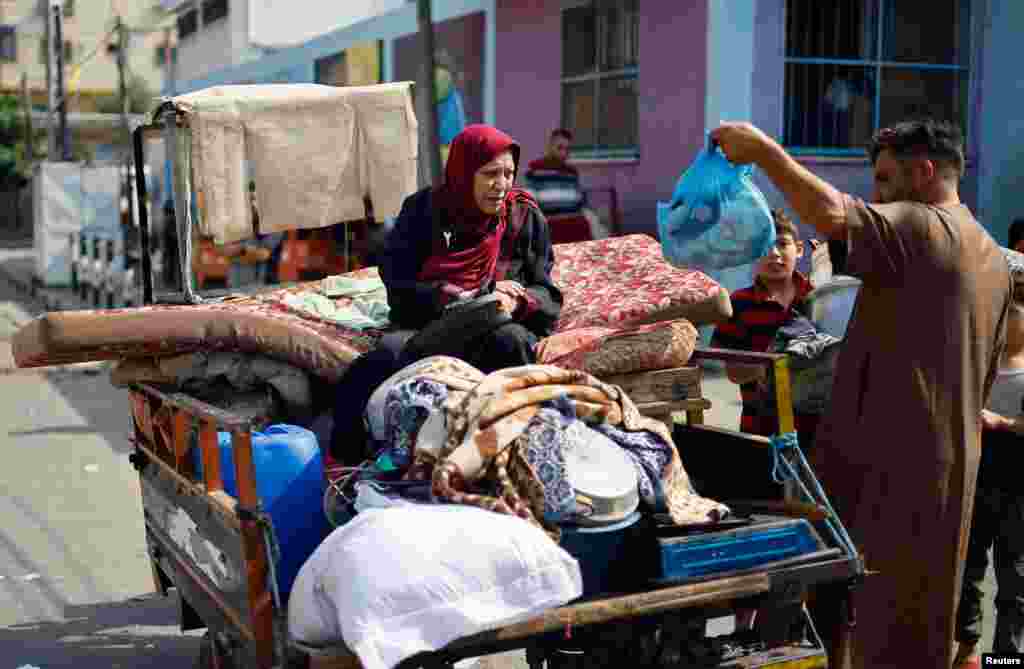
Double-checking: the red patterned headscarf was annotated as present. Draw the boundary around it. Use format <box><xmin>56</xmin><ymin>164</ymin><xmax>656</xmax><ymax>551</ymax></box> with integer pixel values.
<box><xmin>419</xmin><ymin>125</ymin><xmax>537</xmax><ymax>294</ymax></box>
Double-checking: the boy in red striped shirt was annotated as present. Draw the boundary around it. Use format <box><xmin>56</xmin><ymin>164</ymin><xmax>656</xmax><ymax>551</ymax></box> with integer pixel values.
<box><xmin>711</xmin><ymin>210</ymin><xmax>821</xmax><ymax>445</ymax></box>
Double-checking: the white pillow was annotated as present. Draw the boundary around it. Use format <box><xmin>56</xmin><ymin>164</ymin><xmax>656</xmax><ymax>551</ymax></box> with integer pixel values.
<box><xmin>288</xmin><ymin>504</ymin><xmax>582</xmax><ymax>669</ymax></box>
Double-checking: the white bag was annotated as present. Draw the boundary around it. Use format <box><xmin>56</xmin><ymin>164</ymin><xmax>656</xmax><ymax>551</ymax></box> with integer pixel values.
<box><xmin>288</xmin><ymin>504</ymin><xmax>582</xmax><ymax>669</ymax></box>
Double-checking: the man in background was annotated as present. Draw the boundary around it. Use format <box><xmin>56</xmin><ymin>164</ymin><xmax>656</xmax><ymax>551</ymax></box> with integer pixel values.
<box><xmin>525</xmin><ymin>129</ymin><xmax>609</xmax><ymax>240</ymax></box>
<box><xmin>527</xmin><ymin>128</ymin><xmax>578</xmax><ymax>176</ymax></box>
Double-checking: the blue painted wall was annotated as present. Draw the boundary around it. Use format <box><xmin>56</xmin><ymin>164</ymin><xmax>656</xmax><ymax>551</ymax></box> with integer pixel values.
<box><xmin>977</xmin><ymin>0</ymin><xmax>1024</xmax><ymax>243</ymax></box>
<box><xmin>173</xmin><ymin>0</ymin><xmax>496</xmax><ymax>125</ymax></box>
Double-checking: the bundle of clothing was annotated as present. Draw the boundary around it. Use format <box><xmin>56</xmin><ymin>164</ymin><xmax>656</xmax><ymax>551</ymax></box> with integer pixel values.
<box><xmin>343</xmin><ymin>356</ymin><xmax>730</xmax><ymax>540</ymax></box>
<box><xmin>754</xmin><ymin>314</ymin><xmax>842</xmax><ymax>416</ymax></box>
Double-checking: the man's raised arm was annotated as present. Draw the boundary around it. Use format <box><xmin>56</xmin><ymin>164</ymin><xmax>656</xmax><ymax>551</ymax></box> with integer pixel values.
<box><xmin>710</xmin><ymin>122</ymin><xmax>849</xmax><ymax>240</ymax></box>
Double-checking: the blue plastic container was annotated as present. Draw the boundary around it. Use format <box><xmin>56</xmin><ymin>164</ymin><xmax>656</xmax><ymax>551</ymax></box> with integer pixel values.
<box><xmin>192</xmin><ymin>424</ymin><xmax>329</xmax><ymax>602</ymax></box>
<box><xmin>559</xmin><ymin>512</ymin><xmax>642</xmax><ymax>599</ymax></box>
<box><xmin>652</xmin><ymin>518</ymin><xmax>824</xmax><ymax>584</ymax></box>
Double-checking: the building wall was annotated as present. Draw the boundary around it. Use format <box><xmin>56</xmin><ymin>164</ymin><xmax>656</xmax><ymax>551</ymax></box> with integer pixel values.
<box><xmin>748</xmin><ymin>0</ymin><xmax>986</xmax><ymax>248</ymax></box>
<box><xmin>173</xmin><ymin>0</ymin><xmax>243</xmax><ymax>84</ymax></box>
<box><xmin>248</xmin><ymin>0</ymin><xmax>406</xmax><ymax>50</ymax></box>
<box><xmin>176</xmin><ymin>0</ymin><xmax>495</xmax><ymax>102</ymax></box>
<box><xmin>0</xmin><ymin>0</ymin><xmax>167</xmax><ymax>109</ymax></box>
<box><xmin>494</xmin><ymin>0</ymin><xmax>709</xmax><ymax>235</ymax></box>
<box><xmin>977</xmin><ymin>0</ymin><xmax>1024</xmax><ymax>242</ymax></box>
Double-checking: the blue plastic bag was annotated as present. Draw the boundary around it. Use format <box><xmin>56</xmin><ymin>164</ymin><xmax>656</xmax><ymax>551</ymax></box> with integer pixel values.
<box><xmin>657</xmin><ymin>136</ymin><xmax>776</xmax><ymax>271</ymax></box>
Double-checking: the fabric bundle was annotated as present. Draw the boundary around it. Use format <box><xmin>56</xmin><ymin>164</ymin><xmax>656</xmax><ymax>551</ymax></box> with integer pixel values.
<box><xmin>362</xmin><ymin>356</ymin><xmax>730</xmax><ymax>539</ymax></box>
<box><xmin>171</xmin><ymin>83</ymin><xmax>418</xmax><ymax>244</ymax></box>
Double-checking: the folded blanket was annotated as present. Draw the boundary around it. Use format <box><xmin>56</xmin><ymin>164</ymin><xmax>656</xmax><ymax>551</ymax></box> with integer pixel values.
<box><xmin>320</xmin><ymin>274</ymin><xmax>387</xmax><ymax>298</ymax></box>
<box><xmin>280</xmin><ymin>292</ymin><xmax>390</xmax><ymax>331</ymax></box>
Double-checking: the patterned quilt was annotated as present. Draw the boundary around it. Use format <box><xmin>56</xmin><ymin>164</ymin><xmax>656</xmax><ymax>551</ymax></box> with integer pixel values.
<box><xmin>12</xmin><ymin>235</ymin><xmax>721</xmax><ymax>381</ymax></box>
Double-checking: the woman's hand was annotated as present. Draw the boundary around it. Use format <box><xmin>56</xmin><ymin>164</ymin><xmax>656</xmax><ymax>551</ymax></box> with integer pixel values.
<box><xmin>495</xmin><ymin>291</ymin><xmax>519</xmax><ymax>314</ymax></box>
<box><xmin>495</xmin><ymin>281</ymin><xmax>527</xmax><ymax>315</ymax></box>
<box><xmin>495</xmin><ymin>280</ymin><xmax>527</xmax><ymax>300</ymax></box>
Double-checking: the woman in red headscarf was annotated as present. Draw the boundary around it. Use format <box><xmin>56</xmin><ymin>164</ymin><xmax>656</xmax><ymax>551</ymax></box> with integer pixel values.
<box><xmin>329</xmin><ymin>125</ymin><xmax>562</xmax><ymax>462</ymax></box>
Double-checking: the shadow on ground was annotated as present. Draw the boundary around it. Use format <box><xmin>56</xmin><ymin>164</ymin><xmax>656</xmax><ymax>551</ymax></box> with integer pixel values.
<box><xmin>0</xmin><ymin>591</ymin><xmax>203</xmax><ymax>668</ymax></box>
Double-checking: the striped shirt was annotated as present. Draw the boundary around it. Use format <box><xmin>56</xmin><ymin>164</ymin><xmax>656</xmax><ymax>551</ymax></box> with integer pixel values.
<box><xmin>711</xmin><ymin>272</ymin><xmax>819</xmax><ymax>438</ymax></box>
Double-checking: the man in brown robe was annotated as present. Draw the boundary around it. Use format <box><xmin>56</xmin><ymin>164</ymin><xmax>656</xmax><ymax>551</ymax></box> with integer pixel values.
<box><xmin>710</xmin><ymin>118</ymin><xmax>1011</xmax><ymax>668</ymax></box>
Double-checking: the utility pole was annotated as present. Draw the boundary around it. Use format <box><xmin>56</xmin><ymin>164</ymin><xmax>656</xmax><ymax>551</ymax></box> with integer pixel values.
<box><xmin>45</xmin><ymin>0</ymin><xmax>69</xmax><ymax>161</ymax></box>
<box><xmin>115</xmin><ymin>16</ymin><xmax>130</xmax><ymax>151</ymax></box>
<box><xmin>113</xmin><ymin>15</ymin><xmax>136</xmax><ymax>231</ymax></box>
<box><xmin>416</xmin><ymin>0</ymin><xmax>442</xmax><ymax>188</ymax></box>
<box><xmin>44</xmin><ymin>0</ymin><xmax>55</xmax><ymax>159</ymax></box>
<box><xmin>20</xmin><ymin>73</ymin><xmax>34</xmax><ymax>164</ymax></box>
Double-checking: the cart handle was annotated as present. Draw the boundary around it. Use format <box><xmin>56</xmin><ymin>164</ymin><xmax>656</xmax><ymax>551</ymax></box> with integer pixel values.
<box><xmin>690</xmin><ymin>346</ymin><xmax>796</xmax><ymax>435</ymax></box>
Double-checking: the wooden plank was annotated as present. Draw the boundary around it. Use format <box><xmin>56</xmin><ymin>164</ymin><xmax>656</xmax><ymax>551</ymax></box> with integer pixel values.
<box><xmin>678</xmin><ymin>423</ymin><xmax>773</xmax><ymax>447</ymax></box>
<box><xmin>723</xmin><ymin>499</ymin><xmax>831</xmax><ymax>522</ymax></box>
<box><xmin>691</xmin><ymin>346</ymin><xmax>786</xmax><ymax>366</ymax></box>
<box><xmin>200</xmin><ymin>418</ymin><xmax>223</xmax><ymax>492</ymax></box>
<box><xmin>298</xmin><ymin>573</ymin><xmax>771</xmax><ymax>665</ymax></box>
<box><xmin>134</xmin><ymin>383</ymin><xmax>253</xmax><ymax>430</ymax></box>
<box><xmin>172</xmin><ymin>409</ymin><xmax>192</xmax><ymax>476</ymax></box>
<box><xmin>603</xmin><ymin>366</ymin><xmax>702</xmax><ymax>404</ymax></box>
<box><xmin>230</xmin><ymin>428</ymin><xmax>276</xmax><ymax>669</ymax></box>
<box><xmin>134</xmin><ymin>438</ymin><xmax>240</xmax><ymax>530</ymax></box>
<box><xmin>636</xmin><ymin>399</ymin><xmax>711</xmax><ymax>416</ymax></box>
<box><xmin>447</xmin><ymin>573</ymin><xmax>772</xmax><ymax>648</ymax></box>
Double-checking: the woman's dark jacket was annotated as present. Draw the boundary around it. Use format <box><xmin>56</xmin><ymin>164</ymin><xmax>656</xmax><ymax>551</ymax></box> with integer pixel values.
<box><xmin>380</xmin><ymin>187</ymin><xmax>563</xmax><ymax>337</ymax></box>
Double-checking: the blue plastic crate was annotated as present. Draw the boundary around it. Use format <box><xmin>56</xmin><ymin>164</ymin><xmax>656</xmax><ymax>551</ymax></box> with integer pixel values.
<box><xmin>653</xmin><ymin>518</ymin><xmax>825</xmax><ymax>583</ymax></box>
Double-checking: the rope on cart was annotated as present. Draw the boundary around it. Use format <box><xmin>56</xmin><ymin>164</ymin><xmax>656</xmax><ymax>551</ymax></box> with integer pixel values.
<box><xmin>769</xmin><ymin>432</ymin><xmax>864</xmax><ymax>576</ymax></box>
<box><xmin>238</xmin><ymin>503</ymin><xmax>285</xmax><ymax>613</ymax></box>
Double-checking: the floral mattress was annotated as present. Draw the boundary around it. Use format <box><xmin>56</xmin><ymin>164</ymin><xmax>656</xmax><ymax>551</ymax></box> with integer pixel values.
<box><xmin>12</xmin><ymin>234</ymin><xmax>722</xmax><ymax>382</ymax></box>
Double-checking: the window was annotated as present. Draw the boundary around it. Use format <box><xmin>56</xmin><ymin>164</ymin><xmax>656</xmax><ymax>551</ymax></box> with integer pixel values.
<box><xmin>561</xmin><ymin>0</ymin><xmax>639</xmax><ymax>160</ymax></box>
<box><xmin>784</xmin><ymin>0</ymin><xmax>972</xmax><ymax>154</ymax></box>
<box><xmin>177</xmin><ymin>8</ymin><xmax>198</xmax><ymax>40</ymax></box>
<box><xmin>154</xmin><ymin>44</ymin><xmax>178</xmax><ymax>68</ymax></box>
<box><xmin>0</xmin><ymin>26</ymin><xmax>15</xmax><ymax>63</ymax></box>
<box><xmin>202</xmin><ymin>0</ymin><xmax>229</xmax><ymax>25</ymax></box>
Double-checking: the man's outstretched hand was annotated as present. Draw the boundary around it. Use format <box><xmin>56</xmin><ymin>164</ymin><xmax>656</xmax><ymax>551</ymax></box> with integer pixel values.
<box><xmin>710</xmin><ymin>122</ymin><xmax>779</xmax><ymax>166</ymax></box>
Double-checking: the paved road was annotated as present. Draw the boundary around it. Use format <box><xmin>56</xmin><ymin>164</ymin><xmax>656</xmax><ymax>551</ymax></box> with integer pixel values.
<box><xmin>0</xmin><ymin>278</ymin><xmax>205</xmax><ymax>668</ymax></box>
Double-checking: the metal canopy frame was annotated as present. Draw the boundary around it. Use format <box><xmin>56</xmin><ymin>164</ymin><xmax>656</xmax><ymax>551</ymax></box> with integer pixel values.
<box><xmin>132</xmin><ymin>105</ymin><xmax>204</xmax><ymax>307</ymax></box>
<box><xmin>134</xmin><ymin>82</ymin><xmax>417</xmax><ymax>308</ymax></box>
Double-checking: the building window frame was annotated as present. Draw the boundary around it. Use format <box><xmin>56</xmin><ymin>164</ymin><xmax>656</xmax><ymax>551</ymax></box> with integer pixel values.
<box><xmin>560</xmin><ymin>0</ymin><xmax>640</xmax><ymax>161</ymax></box>
<box><xmin>782</xmin><ymin>0</ymin><xmax>974</xmax><ymax>157</ymax></box>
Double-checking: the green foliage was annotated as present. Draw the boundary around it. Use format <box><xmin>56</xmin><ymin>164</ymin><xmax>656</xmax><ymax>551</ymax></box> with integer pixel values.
<box><xmin>0</xmin><ymin>94</ymin><xmax>28</xmax><ymax>187</ymax></box>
